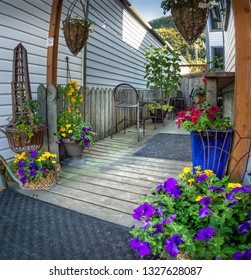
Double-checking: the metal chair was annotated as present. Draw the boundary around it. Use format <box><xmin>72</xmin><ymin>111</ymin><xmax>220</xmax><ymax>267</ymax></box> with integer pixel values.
<box><xmin>111</xmin><ymin>83</ymin><xmax>144</xmax><ymax>141</ymax></box>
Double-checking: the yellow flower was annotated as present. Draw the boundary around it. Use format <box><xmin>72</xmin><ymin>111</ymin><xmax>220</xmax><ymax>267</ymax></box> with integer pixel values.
<box><xmin>66</xmin><ymin>124</ymin><xmax>72</xmax><ymax>129</ymax></box>
<box><xmin>183</xmin><ymin>167</ymin><xmax>191</xmax><ymax>174</ymax></box>
<box><xmin>196</xmin><ymin>171</ymin><xmax>202</xmax><ymax>176</ymax></box>
<box><xmin>68</xmin><ymin>130</ymin><xmax>73</xmax><ymax>134</ymax></box>
<box><xmin>228</xmin><ymin>183</ymin><xmax>242</xmax><ymax>189</ymax></box>
<box><xmin>196</xmin><ymin>196</ymin><xmax>203</xmax><ymax>202</ymax></box>
<box><xmin>51</xmin><ymin>154</ymin><xmax>57</xmax><ymax>158</ymax></box>
<box><xmin>179</xmin><ymin>173</ymin><xmax>185</xmax><ymax>179</ymax></box>
<box><xmin>68</xmin><ymin>108</ymin><xmax>72</xmax><ymax>113</ymax></box>
<box><xmin>79</xmin><ymin>97</ymin><xmax>84</xmax><ymax>102</ymax></box>
<box><xmin>195</xmin><ymin>166</ymin><xmax>201</xmax><ymax>171</ymax></box>
<box><xmin>61</xmin><ymin>133</ymin><xmax>66</xmax><ymax>137</ymax></box>
<box><xmin>60</xmin><ymin>127</ymin><xmax>66</xmax><ymax>132</ymax></box>
<box><xmin>71</xmin><ymin>97</ymin><xmax>76</xmax><ymax>103</ymax></box>
<box><xmin>52</xmin><ymin>160</ymin><xmax>56</xmax><ymax>164</ymax></box>
<box><xmin>188</xmin><ymin>178</ymin><xmax>195</xmax><ymax>185</ymax></box>
<box><xmin>76</xmin><ymin>109</ymin><xmax>79</xmax><ymax>113</ymax></box>
<box><xmin>204</xmin><ymin>169</ymin><xmax>214</xmax><ymax>176</ymax></box>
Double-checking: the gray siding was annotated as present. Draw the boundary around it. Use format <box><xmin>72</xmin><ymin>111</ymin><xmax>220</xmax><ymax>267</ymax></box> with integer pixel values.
<box><xmin>86</xmin><ymin>0</ymin><xmax>164</xmax><ymax>88</ymax></box>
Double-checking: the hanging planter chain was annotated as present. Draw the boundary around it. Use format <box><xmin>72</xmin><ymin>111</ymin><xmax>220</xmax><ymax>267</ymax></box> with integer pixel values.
<box><xmin>63</xmin><ymin>0</ymin><xmax>90</xmax><ymax>56</ymax></box>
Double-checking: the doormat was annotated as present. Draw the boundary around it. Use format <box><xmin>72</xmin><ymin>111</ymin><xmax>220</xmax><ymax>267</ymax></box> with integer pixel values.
<box><xmin>0</xmin><ymin>189</ymin><xmax>137</xmax><ymax>260</ymax></box>
<box><xmin>134</xmin><ymin>133</ymin><xmax>192</xmax><ymax>161</ymax></box>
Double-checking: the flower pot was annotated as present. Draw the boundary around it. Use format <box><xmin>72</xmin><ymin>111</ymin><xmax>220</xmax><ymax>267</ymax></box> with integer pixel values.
<box><xmin>62</xmin><ymin>139</ymin><xmax>85</xmax><ymax>161</ymax></box>
<box><xmin>150</xmin><ymin>109</ymin><xmax>167</xmax><ymax>123</ymax></box>
<box><xmin>190</xmin><ymin>129</ymin><xmax>233</xmax><ymax>178</ymax></box>
<box><xmin>0</xmin><ymin>124</ymin><xmax>45</xmax><ymax>153</ymax></box>
<box><xmin>171</xmin><ymin>0</ymin><xmax>209</xmax><ymax>44</ymax></box>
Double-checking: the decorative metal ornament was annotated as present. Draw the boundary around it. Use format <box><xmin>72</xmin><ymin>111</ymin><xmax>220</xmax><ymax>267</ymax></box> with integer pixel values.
<box><xmin>171</xmin><ymin>0</ymin><xmax>209</xmax><ymax>44</ymax></box>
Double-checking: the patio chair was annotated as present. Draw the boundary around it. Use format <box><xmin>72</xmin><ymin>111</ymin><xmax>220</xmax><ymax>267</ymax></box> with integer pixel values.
<box><xmin>111</xmin><ymin>83</ymin><xmax>145</xmax><ymax>141</ymax></box>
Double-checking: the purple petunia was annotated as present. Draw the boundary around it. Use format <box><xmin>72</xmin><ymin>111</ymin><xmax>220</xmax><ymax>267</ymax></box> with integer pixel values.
<box><xmin>164</xmin><ymin>234</ymin><xmax>185</xmax><ymax>257</ymax></box>
<box><xmin>199</xmin><ymin>197</ymin><xmax>211</xmax><ymax>206</ymax></box>
<box><xmin>30</xmin><ymin>169</ymin><xmax>37</xmax><ymax>177</ymax></box>
<box><xmin>199</xmin><ymin>205</ymin><xmax>213</xmax><ymax>218</ymax></box>
<box><xmin>164</xmin><ymin>214</ymin><xmax>177</xmax><ymax>224</ymax></box>
<box><xmin>84</xmin><ymin>138</ymin><xmax>91</xmax><ymax>147</ymax></box>
<box><xmin>156</xmin><ymin>184</ymin><xmax>164</xmax><ymax>193</ymax></box>
<box><xmin>132</xmin><ymin>207</ymin><xmax>142</xmax><ymax>221</ymax></box>
<box><xmin>164</xmin><ymin>178</ymin><xmax>180</xmax><ymax>198</ymax></box>
<box><xmin>152</xmin><ymin>214</ymin><xmax>177</xmax><ymax>235</ymax></box>
<box><xmin>197</xmin><ymin>227</ymin><xmax>217</xmax><ymax>242</ymax></box>
<box><xmin>30</xmin><ymin>161</ymin><xmax>36</xmax><ymax>169</ymax></box>
<box><xmin>237</xmin><ymin>220</ymin><xmax>251</xmax><ymax>234</ymax></box>
<box><xmin>232</xmin><ymin>248</ymin><xmax>251</xmax><ymax>260</ymax></box>
<box><xmin>232</xmin><ymin>186</ymin><xmax>251</xmax><ymax>193</ymax></box>
<box><xmin>142</xmin><ymin>220</ymin><xmax>150</xmax><ymax>232</ymax></box>
<box><xmin>132</xmin><ymin>202</ymin><xmax>155</xmax><ymax>221</ymax></box>
<box><xmin>38</xmin><ymin>167</ymin><xmax>46</xmax><ymax>173</ymax></box>
<box><xmin>155</xmin><ymin>208</ymin><xmax>163</xmax><ymax>217</ymax></box>
<box><xmin>130</xmin><ymin>238</ymin><xmax>151</xmax><ymax>258</ymax></box>
<box><xmin>30</xmin><ymin>150</ymin><xmax>38</xmax><ymax>159</ymax></box>
<box><xmin>56</xmin><ymin>140</ymin><xmax>61</xmax><ymax>144</ymax></box>
<box><xmin>225</xmin><ymin>193</ymin><xmax>239</xmax><ymax>208</ymax></box>
<box><xmin>208</xmin><ymin>185</ymin><xmax>225</xmax><ymax>193</ymax></box>
<box><xmin>17</xmin><ymin>160</ymin><xmax>26</xmax><ymax>168</ymax></box>
<box><xmin>152</xmin><ymin>223</ymin><xmax>165</xmax><ymax>235</ymax></box>
<box><xmin>196</xmin><ymin>174</ymin><xmax>207</xmax><ymax>182</ymax></box>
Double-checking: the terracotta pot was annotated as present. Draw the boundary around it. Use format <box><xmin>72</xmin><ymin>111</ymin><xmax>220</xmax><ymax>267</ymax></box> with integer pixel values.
<box><xmin>171</xmin><ymin>0</ymin><xmax>209</xmax><ymax>44</ymax></box>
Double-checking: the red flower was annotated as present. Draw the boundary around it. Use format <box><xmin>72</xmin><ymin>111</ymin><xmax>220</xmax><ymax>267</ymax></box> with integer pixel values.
<box><xmin>202</xmin><ymin>75</ymin><xmax>206</xmax><ymax>84</ymax></box>
<box><xmin>191</xmin><ymin>116</ymin><xmax>199</xmax><ymax>124</ymax></box>
<box><xmin>178</xmin><ymin>111</ymin><xmax>186</xmax><ymax>118</ymax></box>
<box><xmin>190</xmin><ymin>108</ymin><xmax>201</xmax><ymax>117</ymax></box>
<box><xmin>208</xmin><ymin>106</ymin><xmax>220</xmax><ymax>114</ymax></box>
<box><xmin>207</xmin><ymin>113</ymin><xmax>216</xmax><ymax>120</ymax></box>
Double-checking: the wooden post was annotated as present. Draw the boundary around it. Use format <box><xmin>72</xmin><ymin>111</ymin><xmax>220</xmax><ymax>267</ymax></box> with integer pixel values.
<box><xmin>228</xmin><ymin>0</ymin><xmax>251</xmax><ymax>180</ymax></box>
<box><xmin>47</xmin><ymin>0</ymin><xmax>63</xmax><ymax>86</ymax></box>
<box><xmin>206</xmin><ymin>78</ymin><xmax>217</xmax><ymax>106</ymax></box>
<box><xmin>47</xmin><ymin>85</ymin><xmax>59</xmax><ymax>161</ymax></box>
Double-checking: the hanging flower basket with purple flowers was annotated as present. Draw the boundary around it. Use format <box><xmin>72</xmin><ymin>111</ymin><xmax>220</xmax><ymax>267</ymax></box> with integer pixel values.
<box><xmin>130</xmin><ymin>166</ymin><xmax>251</xmax><ymax>260</ymax></box>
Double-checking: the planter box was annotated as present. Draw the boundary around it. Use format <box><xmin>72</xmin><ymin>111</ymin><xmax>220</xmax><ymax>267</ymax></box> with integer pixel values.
<box><xmin>190</xmin><ymin>129</ymin><xmax>233</xmax><ymax>178</ymax></box>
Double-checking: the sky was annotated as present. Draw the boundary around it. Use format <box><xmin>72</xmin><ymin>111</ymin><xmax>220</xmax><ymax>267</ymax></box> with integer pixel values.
<box><xmin>128</xmin><ymin>0</ymin><xmax>166</xmax><ymax>22</ymax></box>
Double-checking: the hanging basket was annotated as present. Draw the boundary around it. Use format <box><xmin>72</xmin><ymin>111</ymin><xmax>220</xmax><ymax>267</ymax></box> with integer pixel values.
<box><xmin>63</xmin><ymin>18</ymin><xmax>90</xmax><ymax>56</ymax></box>
<box><xmin>171</xmin><ymin>0</ymin><xmax>209</xmax><ymax>44</ymax></box>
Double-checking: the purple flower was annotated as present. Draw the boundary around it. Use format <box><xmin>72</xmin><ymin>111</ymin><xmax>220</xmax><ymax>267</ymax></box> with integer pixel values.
<box><xmin>132</xmin><ymin>202</ymin><xmax>155</xmax><ymax>221</ymax></box>
<box><xmin>30</xmin><ymin>169</ymin><xmax>37</xmax><ymax>177</ymax></box>
<box><xmin>38</xmin><ymin>167</ymin><xmax>46</xmax><ymax>173</ymax></box>
<box><xmin>208</xmin><ymin>185</ymin><xmax>225</xmax><ymax>193</ymax></box>
<box><xmin>56</xmin><ymin>140</ymin><xmax>61</xmax><ymax>144</ymax></box>
<box><xmin>164</xmin><ymin>234</ymin><xmax>184</xmax><ymax>257</ymax></box>
<box><xmin>232</xmin><ymin>249</ymin><xmax>251</xmax><ymax>260</ymax></box>
<box><xmin>197</xmin><ymin>227</ymin><xmax>217</xmax><ymax>242</ymax></box>
<box><xmin>199</xmin><ymin>205</ymin><xmax>213</xmax><ymax>218</ymax></box>
<box><xmin>232</xmin><ymin>186</ymin><xmax>251</xmax><ymax>193</ymax></box>
<box><xmin>81</xmin><ymin>134</ymin><xmax>86</xmax><ymax>141</ymax></box>
<box><xmin>156</xmin><ymin>184</ymin><xmax>163</xmax><ymax>193</ymax></box>
<box><xmin>29</xmin><ymin>151</ymin><xmax>38</xmax><ymax>159</ymax></box>
<box><xmin>132</xmin><ymin>207</ymin><xmax>142</xmax><ymax>221</ymax></box>
<box><xmin>30</xmin><ymin>161</ymin><xmax>36</xmax><ymax>169</ymax></box>
<box><xmin>142</xmin><ymin>220</ymin><xmax>150</xmax><ymax>232</ymax></box>
<box><xmin>84</xmin><ymin>138</ymin><xmax>91</xmax><ymax>147</ymax></box>
<box><xmin>155</xmin><ymin>208</ymin><xmax>163</xmax><ymax>217</ymax></box>
<box><xmin>199</xmin><ymin>197</ymin><xmax>211</xmax><ymax>206</ymax></box>
<box><xmin>164</xmin><ymin>178</ymin><xmax>180</xmax><ymax>198</ymax></box>
<box><xmin>248</xmin><ymin>211</ymin><xmax>251</xmax><ymax>219</ymax></box>
<box><xmin>18</xmin><ymin>168</ymin><xmax>25</xmax><ymax>177</ymax></box>
<box><xmin>152</xmin><ymin>215</ymin><xmax>177</xmax><ymax>235</ymax></box>
<box><xmin>69</xmin><ymin>136</ymin><xmax>73</xmax><ymax>142</ymax></box>
<box><xmin>152</xmin><ymin>223</ymin><xmax>165</xmax><ymax>235</ymax></box>
<box><xmin>164</xmin><ymin>214</ymin><xmax>177</xmax><ymax>224</ymax></box>
<box><xmin>196</xmin><ymin>174</ymin><xmax>207</xmax><ymax>182</ymax></box>
<box><xmin>17</xmin><ymin>160</ymin><xmax>26</xmax><ymax>168</ymax></box>
<box><xmin>226</xmin><ymin>193</ymin><xmax>239</xmax><ymax>208</ymax></box>
<box><xmin>130</xmin><ymin>238</ymin><xmax>151</xmax><ymax>258</ymax></box>
<box><xmin>20</xmin><ymin>177</ymin><xmax>27</xmax><ymax>184</ymax></box>
<box><xmin>215</xmin><ymin>256</ymin><xmax>222</xmax><ymax>260</ymax></box>
<box><xmin>237</xmin><ymin>220</ymin><xmax>251</xmax><ymax>234</ymax></box>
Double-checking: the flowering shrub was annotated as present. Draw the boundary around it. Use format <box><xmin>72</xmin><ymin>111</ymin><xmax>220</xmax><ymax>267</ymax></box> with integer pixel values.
<box><xmin>190</xmin><ymin>85</ymin><xmax>206</xmax><ymax>101</ymax></box>
<box><xmin>56</xmin><ymin>80</ymin><xmax>95</xmax><ymax>147</ymax></box>
<box><xmin>130</xmin><ymin>166</ymin><xmax>251</xmax><ymax>260</ymax></box>
<box><xmin>12</xmin><ymin>151</ymin><xmax>57</xmax><ymax>184</ymax></box>
<box><xmin>176</xmin><ymin>102</ymin><xmax>232</xmax><ymax>132</ymax></box>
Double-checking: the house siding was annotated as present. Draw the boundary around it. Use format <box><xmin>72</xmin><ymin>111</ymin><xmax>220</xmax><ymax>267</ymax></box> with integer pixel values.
<box><xmin>86</xmin><ymin>0</ymin><xmax>164</xmax><ymax>89</ymax></box>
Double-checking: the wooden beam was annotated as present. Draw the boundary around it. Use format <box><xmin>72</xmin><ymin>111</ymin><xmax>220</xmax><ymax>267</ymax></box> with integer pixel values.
<box><xmin>228</xmin><ymin>0</ymin><xmax>251</xmax><ymax>180</ymax></box>
<box><xmin>46</xmin><ymin>0</ymin><xmax>63</xmax><ymax>86</ymax></box>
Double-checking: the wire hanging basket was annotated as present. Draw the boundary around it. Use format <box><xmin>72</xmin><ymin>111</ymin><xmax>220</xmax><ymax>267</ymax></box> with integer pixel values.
<box><xmin>63</xmin><ymin>0</ymin><xmax>91</xmax><ymax>56</ymax></box>
<box><xmin>171</xmin><ymin>0</ymin><xmax>209</xmax><ymax>44</ymax></box>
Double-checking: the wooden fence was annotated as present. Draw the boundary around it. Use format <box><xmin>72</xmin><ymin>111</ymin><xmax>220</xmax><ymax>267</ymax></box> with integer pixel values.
<box><xmin>37</xmin><ymin>84</ymin><xmax>137</xmax><ymax>160</ymax></box>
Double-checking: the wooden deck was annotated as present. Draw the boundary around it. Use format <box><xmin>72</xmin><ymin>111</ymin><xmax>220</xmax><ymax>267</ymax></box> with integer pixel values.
<box><xmin>9</xmin><ymin>120</ymin><xmax>191</xmax><ymax>228</ymax></box>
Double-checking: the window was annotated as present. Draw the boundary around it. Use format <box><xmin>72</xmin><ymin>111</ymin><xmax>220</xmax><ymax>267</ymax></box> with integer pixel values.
<box><xmin>209</xmin><ymin>7</ymin><xmax>222</xmax><ymax>30</ymax></box>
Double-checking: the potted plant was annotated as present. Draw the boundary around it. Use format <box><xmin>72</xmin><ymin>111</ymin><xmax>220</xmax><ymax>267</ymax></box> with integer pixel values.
<box><xmin>56</xmin><ymin>80</ymin><xmax>96</xmax><ymax>163</ymax></box>
<box><xmin>190</xmin><ymin>85</ymin><xmax>206</xmax><ymax>102</ymax></box>
<box><xmin>147</xmin><ymin>103</ymin><xmax>174</xmax><ymax>123</ymax></box>
<box><xmin>144</xmin><ymin>45</ymin><xmax>181</xmax><ymax>122</ymax></box>
<box><xmin>10</xmin><ymin>150</ymin><xmax>60</xmax><ymax>189</ymax></box>
<box><xmin>176</xmin><ymin>101</ymin><xmax>232</xmax><ymax>178</ymax></box>
<box><xmin>161</xmin><ymin>0</ymin><xmax>212</xmax><ymax>44</ymax></box>
<box><xmin>130</xmin><ymin>166</ymin><xmax>251</xmax><ymax>260</ymax></box>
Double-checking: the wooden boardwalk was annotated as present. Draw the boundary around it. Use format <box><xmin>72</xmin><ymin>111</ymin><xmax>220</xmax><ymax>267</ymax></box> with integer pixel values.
<box><xmin>10</xmin><ymin>120</ymin><xmax>191</xmax><ymax>228</ymax></box>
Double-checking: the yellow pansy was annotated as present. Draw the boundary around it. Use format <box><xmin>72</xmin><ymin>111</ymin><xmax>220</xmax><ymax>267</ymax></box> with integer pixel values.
<box><xmin>183</xmin><ymin>167</ymin><xmax>191</xmax><ymax>174</ymax></box>
<box><xmin>52</xmin><ymin>160</ymin><xmax>56</xmax><ymax>164</ymax></box>
<box><xmin>195</xmin><ymin>166</ymin><xmax>201</xmax><ymax>171</ymax></box>
<box><xmin>66</xmin><ymin>124</ymin><xmax>72</xmax><ymax>129</ymax></box>
<box><xmin>188</xmin><ymin>178</ymin><xmax>195</xmax><ymax>185</ymax></box>
<box><xmin>196</xmin><ymin>171</ymin><xmax>202</xmax><ymax>176</ymax></box>
<box><xmin>68</xmin><ymin>130</ymin><xmax>73</xmax><ymax>134</ymax></box>
<box><xmin>51</xmin><ymin>154</ymin><xmax>57</xmax><ymax>158</ymax></box>
<box><xmin>204</xmin><ymin>169</ymin><xmax>214</xmax><ymax>176</ymax></box>
<box><xmin>60</xmin><ymin>127</ymin><xmax>66</xmax><ymax>132</ymax></box>
<box><xmin>179</xmin><ymin>173</ymin><xmax>185</xmax><ymax>179</ymax></box>
<box><xmin>61</xmin><ymin>133</ymin><xmax>66</xmax><ymax>137</ymax></box>
<box><xmin>196</xmin><ymin>196</ymin><xmax>203</xmax><ymax>202</ymax></box>
<box><xmin>228</xmin><ymin>183</ymin><xmax>242</xmax><ymax>189</ymax></box>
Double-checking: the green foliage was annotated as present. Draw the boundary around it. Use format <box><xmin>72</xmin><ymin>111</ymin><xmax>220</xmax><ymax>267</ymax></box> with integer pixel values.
<box><xmin>149</xmin><ymin>16</ymin><xmax>176</xmax><ymax>29</ymax></box>
<box><xmin>130</xmin><ymin>167</ymin><xmax>251</xmax><ymax>260</ymax></box>
<box><xmin>147</xmin><ymin>103</ymin><xmax>174</xmax><ymax>114</ymax></box>
<box><xmin>144</xmin><ymin>45</ymin><xmax>182</xmax><ymax>96</ymax></box>
<box><xmin>208</xmin><ymin>56</ymin><xmax>224</xmax><ymax>72</ymax></box>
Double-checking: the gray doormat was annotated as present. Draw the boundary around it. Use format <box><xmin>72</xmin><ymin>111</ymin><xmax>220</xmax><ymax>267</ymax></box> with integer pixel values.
<box><xmin>0</xmin><ymin>189</ymin><xmax>137</xmax><ymax>260</ymax></box>
<box><xmin>134</xmin><ymin>133</ymin><xmax>192</xmax><ymax>161</ymax></box>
